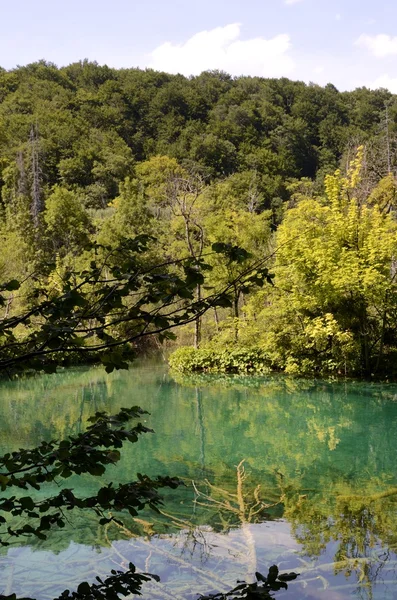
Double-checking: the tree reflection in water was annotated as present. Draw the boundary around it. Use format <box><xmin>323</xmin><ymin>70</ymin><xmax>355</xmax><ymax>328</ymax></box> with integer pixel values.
<box><xmin>3</xmin><ymin>367</ymin><xmax>397</xmax><ymax>598</ymax></box>
<box><xmin>102</xmin><ymin>459</ymin><xmax>397</xmax><ymax>599</ymax></box>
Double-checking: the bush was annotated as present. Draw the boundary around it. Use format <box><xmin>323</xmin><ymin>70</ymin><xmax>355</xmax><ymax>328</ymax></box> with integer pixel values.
<box><xmin>168</xmin><ymin>346</ymin><xmax>271</xmax><ymax>374</ymax></box>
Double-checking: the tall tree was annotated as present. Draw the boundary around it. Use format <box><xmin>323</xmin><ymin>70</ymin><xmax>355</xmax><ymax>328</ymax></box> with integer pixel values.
<box><xmin>245</xmin><ymin>148</ymin><xmax>397</xmax><ymax>375</ymax></box>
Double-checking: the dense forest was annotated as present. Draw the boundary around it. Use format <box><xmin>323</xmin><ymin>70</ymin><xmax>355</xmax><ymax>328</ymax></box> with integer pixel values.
<box><xmin>2</xmin><ymin>59</ymin><xmax>397</xmax><ymax>377</ymax></box>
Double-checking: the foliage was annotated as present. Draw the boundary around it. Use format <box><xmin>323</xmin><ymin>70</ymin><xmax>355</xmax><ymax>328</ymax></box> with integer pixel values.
<box><xmin>0</xmin><ymin>563</ymin><xmax>157</xmax><ymax>600</ymax></box>
<box><xmin>0</xmin><ymin>405</ymin><xmax>180</xmax><ymax>598</ymax></box>
<box><xmin>0</xmin><ymin>406</ymin><xmax>180</xmax><ymax>545</ymax></box>
<box><xmin>2</xmin><ymin>62</ymin><xmax>397</xmax><ymax>366</ymax></box>
<box><xmin>44</xmin><ymin>186</ymin><xmax>91</xmax><ymax>254</ymax></box>
<box><xmin>199</xmin><ymin>566</ymin><xmax>299</xmax><ymax>600</ymax></box>
<box><xmin>169</xmin><ymin>346</ymin><xmax>271</xmax><ymax>374</ymax></box>
<box><xmin>1</xmin><ymin>62</ymin><xmax>396</xmax><ymax>217</ymax></box>
<box><xmin>3</xmin><ymin>60</ymin><xmax>397</xmax><ymax>598</ymax></box>
<box><xmin>0</xmin><ymin>233</ymin><xmax>273</xmax><ymax>599</ymax></box>
<box><xmin>0</xmin><ymin>237</ymin><xmax>248</xmax><ymax>375</ymax></box>
<box><xmin>239</xmin><ymin>150</ymin><xmax>397</xmax><ymax>376</ymax></box>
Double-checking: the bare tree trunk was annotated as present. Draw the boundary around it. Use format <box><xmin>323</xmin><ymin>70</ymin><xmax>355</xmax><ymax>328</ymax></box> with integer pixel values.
<box><xmin>375</xmin><ymin>307</ymin><xmax>387</xmax><ymax>374</ymax></box>
<box><xmin>376</xmin><ymin>281</ymin><xmax>393</xmax><ymax>373</ymax></box>
<box><xmin>4</xmin><ymin>295</ymin><xmax>13</xmax><ymax>320</ymax></box>
<box><xmin>17</xmin><ymin>151</ymin><xmax>28</xmax><ymax>199</ymax></box>
<box><xmin>360</xmin><ymin>305</ymin><xmax>370</xmax><ymax>375</ymax></box>
<box><xmin>194</xmin><ymin>283</ymin><xmax>201</xmax><ymax>349</ymax></box>
<box><xmin>233</xmin><ymin>285</ymin><xmax>240</xmax><ymax>343</ymax></box>
<box><xmin>385</xmin><ymin>104</ymin><xmax>392</xmax><ymax>174</ymax></box>
<box><xmin>166</xmin><ymin>172</ymin><xmax>205</xmax><ymax>349</ymax></box>
<box><xmin>30</xmin><ymin>124</ymin><xmax>43</xmax><ymax>228</ymax></box>
<box><xmin>214</xmin><ymin>307</ymin><xmax>219</xmax><ymax>332</ymax></box>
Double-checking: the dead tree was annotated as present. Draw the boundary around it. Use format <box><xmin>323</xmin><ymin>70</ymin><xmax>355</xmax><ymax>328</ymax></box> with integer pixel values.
<box><xmin>164</xmin><ymin>173</ymin><xmax>205</xmax><ymax>349</ymax></box>
<box><xmin>29</xmin><ymin>124</ymin><xmax>43</xmax><ymax>228</ymax></box>
<box><xmin>16</xmin><ymin>151</ymin><xmax>28</xmax><ymax>199</ymax></box>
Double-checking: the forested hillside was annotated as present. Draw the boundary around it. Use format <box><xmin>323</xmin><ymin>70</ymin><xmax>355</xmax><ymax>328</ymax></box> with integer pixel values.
<box><xmin>1</xmin><ymin>60</ymin><xmax>397</xmax><ymax>377</ymax></box>
<box><xmin>1</xmin><ymin>60</ymin><xmax>396</xmax><ymax>209</ymax></box>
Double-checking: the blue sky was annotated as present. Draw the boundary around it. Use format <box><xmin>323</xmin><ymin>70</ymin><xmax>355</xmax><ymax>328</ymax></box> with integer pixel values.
<box><xmin>2</xmin><ymin>0</ymin><xmax>397</xmax><ymax>91</ymax></box>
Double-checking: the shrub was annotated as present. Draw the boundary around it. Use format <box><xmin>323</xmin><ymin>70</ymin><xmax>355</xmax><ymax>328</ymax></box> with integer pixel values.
<box><xmin>169</xmin><ymin>346</ymin><xmax>271</xmax><ymax>374</ymax></box>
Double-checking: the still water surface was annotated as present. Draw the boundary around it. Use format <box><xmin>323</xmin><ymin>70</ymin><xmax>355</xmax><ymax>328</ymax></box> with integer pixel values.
<box><xmin>1</xmin><ymin>362</ymin><xmax>397</xmax><ymax>599</ymax></box>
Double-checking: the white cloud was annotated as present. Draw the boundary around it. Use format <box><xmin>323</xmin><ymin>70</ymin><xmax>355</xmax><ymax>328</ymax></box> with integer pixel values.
<box><xmin>356</xmin><ymin>33</ymin><xmax>397</xmax><ymax>57</ymax></box>
<box><xmin>149</xmin><ymin>24</ymin><xmax>294</xmax><ymax>78</ymax></box>
<box><xmin>368</xmin><ymin>74</ymin><xmax>397</xmax><ymax>93</ymax></box>
<box><xmin>285</xmin><ymin>0</ymin><xmax>303</xmax><ymax>5</ymax></box>
<box><xmin>335</xmin><ymin>13</ymin><xmax>341</xmax><ymax>21</ymax></box>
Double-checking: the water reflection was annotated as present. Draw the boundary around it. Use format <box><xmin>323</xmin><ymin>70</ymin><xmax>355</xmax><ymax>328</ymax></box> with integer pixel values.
<box><xmin>2</xmin><ymin>365</ymin><xmax>397</xmax><ymax>598</ymax></box>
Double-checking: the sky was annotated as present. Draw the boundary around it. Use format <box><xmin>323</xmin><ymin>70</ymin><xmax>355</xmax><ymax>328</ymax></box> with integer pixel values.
<box><xmin>1</xmin><ymin>0</ymin><xmax>397</xmax><ymax>92</ymax></box>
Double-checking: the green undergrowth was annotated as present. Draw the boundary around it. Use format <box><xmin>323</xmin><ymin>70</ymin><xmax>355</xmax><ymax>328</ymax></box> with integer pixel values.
<box><xmin>168</xmin><ymin>346</ymin><xmax>272</xmax><ymax>374</ymax></box>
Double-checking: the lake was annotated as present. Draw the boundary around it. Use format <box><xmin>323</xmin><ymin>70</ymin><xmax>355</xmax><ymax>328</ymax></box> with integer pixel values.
<box><xmin>1</xmin><ymin>361</ymin><xmax>397</xmax><ymax>599</ymax></box>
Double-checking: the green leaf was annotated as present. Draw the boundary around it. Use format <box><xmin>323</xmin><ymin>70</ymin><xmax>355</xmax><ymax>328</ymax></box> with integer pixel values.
<box><xmin>211</xmin><ymin>242</ymin><xmax>228</xmax><ymax>253</ymax></box>
<box><xmin>278</xmin><ymin>572</ymin><xmax>300</xmax><ymax>582</ymax></box>
<box><xmin>20</xmin><ymin>497</ymin><xmax>35</xmax><ymax>511</ymax></box>
<box><xmin>4</xmin><ymin>280</ymin><xmax>20</xmax><ymax>291</ymax></box>
<box><xmin>107</xmin><ymin>450</ymin><xmax>121</xmax><ymax>463</ymax></box>
<box><xmin>0</xmin><ymin>474</ymin><xmax>9</xmax><ymax>490</ymax></box>
<box><xmin>77</xmin><ymin>581</ymin><xmax>91</xmax><ymax>595</ymax></box>
<box><xmin>215</xmin><ymin>295</ymin><xmax>232</xmax><ymax>308</ymax></box>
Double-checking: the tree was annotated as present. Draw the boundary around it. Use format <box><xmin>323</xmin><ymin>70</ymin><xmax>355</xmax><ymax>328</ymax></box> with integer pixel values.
<box><xmin>189</xmin><ymin>133</ymin><xmax>237</xmax><ymax>178</ymax></box>
<box><xmin>45</xmin><ymin>186</ymin><xmax>91</xmax><ymax>256</ymax></box>
<box><xmin>0</xmin><ymin>224</ymin><xmax>273</xmax><ymax>372</ymax></box>
<box><xmin>245</xmin><ymin>148</ymin><xmax>397</xmax><ymax>375</ymax></box>
<box><xmin>134</xmin><ymin>156</ymin><xmax>207</xmax><ymax>348</ymax></box>
<box><xmin>0</xmin><ymin>234</ymin><xmax>280</xmax><ymax>600</ymax></box>
<box><xmin>204</xmin><ymin>207</ymin><xmax>272</xmax><ymax>343</ymax></box>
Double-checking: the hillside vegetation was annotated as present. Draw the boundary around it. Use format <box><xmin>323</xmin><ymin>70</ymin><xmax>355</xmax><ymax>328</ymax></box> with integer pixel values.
<box><xmin>1</xmin><ymin>60</ymin><xmax>397</xmax><ymax>376</ymax></box>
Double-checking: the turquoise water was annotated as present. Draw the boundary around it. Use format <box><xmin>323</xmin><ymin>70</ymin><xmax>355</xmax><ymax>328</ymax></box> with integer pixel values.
<box><xmin>1</xmin><ymin>362</ymin><xmax>397</xmax><ymax>599</ymax></box>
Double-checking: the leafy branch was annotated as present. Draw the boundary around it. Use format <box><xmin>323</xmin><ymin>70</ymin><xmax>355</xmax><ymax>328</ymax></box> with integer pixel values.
<box><xmin>0</xmin><ymin>562</ymin><xmax>159</xmax><ymax>600</ymax></box>
<box><xmin>0</xmin><ymin>406</ymin><xmax>181</xmax><ymax>546</ymax></box>
<box><xmin>0</xmin><ymin>238</ymin><xmax>273</xmax><ymax>374</ymax></box>
<box><xmin>199</xmin><ymin>566</ymin><xmax>299</xmax><ymax>600</ymax></box>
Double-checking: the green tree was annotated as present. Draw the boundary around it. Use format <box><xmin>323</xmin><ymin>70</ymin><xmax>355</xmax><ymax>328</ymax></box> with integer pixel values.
<box><xmin>247</xmin><ymin>148</ymin><xmax>397</xmax><ymax>375</ymax></box>
<box><xmin>204</xmin><ymin>207</ymin><xmax>272</xmax><ymax>343</ymax></box>
<box><xmin>45</xmin><ymin>186</ymin><xmax>91</xmax><ymax>256</ymax></box>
